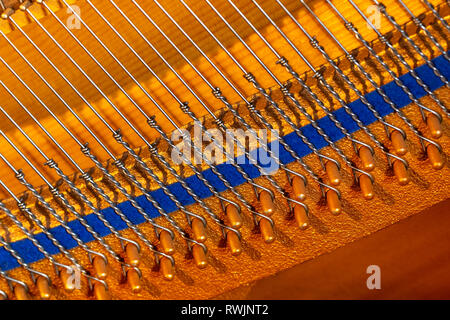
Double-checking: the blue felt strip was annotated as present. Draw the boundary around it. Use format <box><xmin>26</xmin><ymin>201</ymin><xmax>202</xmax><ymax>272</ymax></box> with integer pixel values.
<box><xmin>0</xmin><ymin>54</ymin><xmax>448</xmax><ymax>271</ymax></box>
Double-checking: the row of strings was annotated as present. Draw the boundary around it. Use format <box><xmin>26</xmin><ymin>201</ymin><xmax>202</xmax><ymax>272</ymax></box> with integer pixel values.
<box><xmin>0</xmin><ymin>0</ymin><xmax>448</xmax><ymax>300</ymax></box>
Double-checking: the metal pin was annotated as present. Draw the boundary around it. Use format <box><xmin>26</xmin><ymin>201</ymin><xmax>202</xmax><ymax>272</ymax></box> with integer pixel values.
<box><xmin>59</xmin><ymin>267</ymin><xmax>77</xmax><ymax>292</ymax></box>
<box><xmin>92</xmin><ymin>256</ymin><xmax>108</xmax><ymax>280</ymax></box>
<box><xmin>393</xmin><ymin>160</ymin><xmax>410</xmax><ymax>185</ymax></box>
<box><xmin>325</xmin><ymin>161</ymin><xmax>341</xmax><ymax>186</ymax></box>
<box><xmin>160</xmin><ymin>257</ymin><xmax>175</xmax><ymax>281</ymax></box>
<box><xmin>427</xmin><ymin>113</ymin><xmax>443</xmax><ymax>139</ymax></box>
<box><xmin>259</xmin><ymin>190</ymin><xmax>275</xmax><ymax>215</ymax></box>
<box><xmin>359</xmin><ymin>174</ymin><xmax>375</xmax><ymax>200</ymax></box>
<box><xmin>226</xmin><ymin>231</ymin><xmax>242</xmax><ymax>256</ymax></box>
<box><xmin>427</xmin><ymin>144</ymin><xmax>445</xmax><ymax>170</ymax></box>
<box><xmin>391</xmin><ymin>130</ymin><xmax>408</xmax><ymax>156</ymax></box>
<box><xmin>226</xmin><ymin>204</ymin><xmax>243</xmax><ymax>229</ymax></box>
<box><xmin>192</xmin><ymin>244</ymin><xmax>208</xmax><ymax>269</ymax></box>
<box><xmin>125</xmin><ymin>243</ymin><xmax>140</xmax><ymax>267</ymax></box>
<box><xmin>36</xmin><ymin>276</ymin><xmax>51</xmax><ymax>300</ymax></box>
<box><xmin>191</xmin><ymin>218</ymin><xmax>207</xmax><ymax>243</ymax></box>
<box><xmin>13</xmin><ymin>283</ymin><xmax>30</xmax><ymax>300</ymax></box>
<box><xmin>259</xmin><ymin>218</ymin><xmax>275</xmax><ymax>244</ymax></box>
<box><xmin>159</xmin><ymin>230</ymin><xmax>175</xmax><ymax>256</ymax></box>
<box><xmin>126</xmin><ymin>269</ymin><xmax>142</xmax><ymax>293</ymax></box>
<box><xmin>293</xmin><ymin>205</ymin><xmax>309</xmax><ymax>230</ymax></box>
<box><xmin>359</xmin><ymin>146</ymin><xmax>376</xmax><ymax>172</ymax></box>
<box><xmin>291</xmin><ymin>176</ymin><xmax>306</xmax><ymax>202</ymax></box>
<box><xmin>326</xmin><ymin>190</ymin><xmax>342</xmax><ymax>215</ymax></box>
<box><xmin>0</xmin><ymin>271</ymin><xmax>29</xmax><ymax>300</ymax></box>
<box><xmin>0</xmin><ymin>7</ymin><xmax>12</xmax><ymax>18</ymax></box>
<box><xmin>93</xmin><ymin>282</ymin><xmax>111</xmax><ymax>300</ymax></box>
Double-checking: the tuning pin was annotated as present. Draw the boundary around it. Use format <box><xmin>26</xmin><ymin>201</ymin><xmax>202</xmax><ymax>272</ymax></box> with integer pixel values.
<box><xmin>259</xmin><ymin>190</ymin><xmax>275</xmax><ymax>215</ymax></box>
<box><xmin>427</xmin><ymin>113</ymin><xmax>442</xmax><ymax>139</ymax></box>
<box><xmin>226</xmin><ymin>204</ymin><xmax>242</xmax><ymax>229</ymax></box>
<box><xmin>226</xmin><ymin>231</ymin><xmax>242</xmax><ymax>256</ymax></box>
<box><xmin>13</xmin><ymin>284</ymin><xmax>30</xmax><ymax>300</ymax></box>
<box><xmin>60</xmin><ymin>268</ymin><xmax>77</xmax><ymax>292</ymax></box>
<box><xmin>36</xmin><ymin>276</ymin><xmax>51</xmax><ymax>300</ymax></box>
<box><xmin>259</xmin><ymin>218</ymin><xmax>275</xmax><ymax>243</ymax></box>
<box><xmin>427</xmin><ymin>144</ymin><xmax>445</xmax><ymax>170</ymax></box>
<box><xmin>160</xmin><ymin>230</ymin><xmax>175</xmax><ymax>255</ymax></box>
<box><xmin>191</xmin><ymin>218</ymin><xmax>207</xmax><ymax>243</ymax></box>
<box><xmin>359</xmin><ymin>175</ymin><xmax>374</xmax><ymax>200</ymax></box>
<box><xmin>391</xmin><ymin>130</ymin><xmax>408</xmax><ymax>156</ymax></box>
<box><xmin>127</xmin><ymin>269</ymin><xmax>142</xmax><ymax>293</ymax></box>
<box><xmin>392</xmin><ymin>160</ymin><xmax>410</xmax><ymax>185</ymax></box>
<box><xmin>293</xmin><ymin>205</ymin><xmax>309</xmax><ymax>230</ymax></box>
<box><xmin>125</xmin><ymin>243</ymin><xmax>140</xmax><ymax>267</ymax></box>
<box><xmin>192</xmin><ymin>244</ymin><xmax>207</xmax><ymax>269</ymax></box>
<box><xmin>0</xmin><ymin>291</ymin><xmax>7</xmax><ymax>300</ymax></box>
<box><xmin>291</xmin><ymin>176</ymin><xmax>307</xmax><ymax>201</ymax></box>
<box><xmin>160</xmin><ymin>257</ymin><xmax>175</xmax><ymax>281</ymax></box>
<box><xmin>93</xmin><ymin>282</ymin><xmax>110</xmax><ymax>300</ymax></box>
<box><xmin>359</xmin><ymin>146</ymin><xmax>375</xmax><ymax>172</ymax></box>
<box><xmin>325</xmin><ymin>161</ymin><xmax>341</xmax><ymax>186</ymax></box>
<box><xmin>93</xmin><ymin>256</ymin><xmax>108</xmax><ymax>280</ymax></box>
<box><xmin>326</xmin><ymin>189</ymin><xmax>341</xmax><ymax>215</ymax></box>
